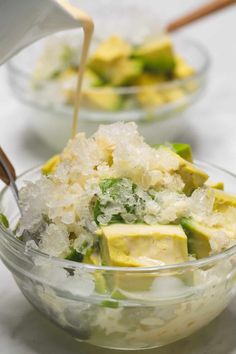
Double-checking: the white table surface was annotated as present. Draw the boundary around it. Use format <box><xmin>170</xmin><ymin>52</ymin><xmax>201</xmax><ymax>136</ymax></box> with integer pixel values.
<box><xmin>1</xmin><ymin>1</ymin><xmax>236</xmax><ymax>353</ymax></box>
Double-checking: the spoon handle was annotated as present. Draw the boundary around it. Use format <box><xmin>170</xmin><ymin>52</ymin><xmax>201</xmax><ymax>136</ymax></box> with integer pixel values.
<box><xmin>0</xmin><ymin>147</ymin><xmax>16</xmax><ymax>185</ymax></box>
<box><xmin>0</xmin><ymin>146</ymin><xmax>19</xmax><ymax>206</ymax></box>
<box><xmin>166</xmin><ymin>0</ymin><xmax>236</xmax><ymax>32</ymax></box>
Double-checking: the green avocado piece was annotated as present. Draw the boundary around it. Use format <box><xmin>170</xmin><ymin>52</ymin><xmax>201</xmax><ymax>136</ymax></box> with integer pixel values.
<box><xmin>94</xmin><ymin>273</ymin><xmax>108</xmax><ymax>295</ymax></box>
<box><xmin>108</xmin><ymin>59</ymin><xmax>143</xmax><ymax>86</ymax></box>
<box><xmin>158</xmin><ymin>147</ymin><xmax>208</xmax><ymax>195</ymax></box>
<box><xmin>133</xmin><ymin>35</ymin><xmax>175</xmax><ymax>75</ymax></box>
<box><xmin>205</xmin><ymin>181</ymin><xmax>224</xmax><ymax>190</ymax></box>
<box><xmin>97</xmin><ymin>223</ymin><xmax>188</xmax><ymax>294</ymax></box>
<box><xmin>180</xmin><ymin>218</ymin><xmax>227</xmax><ymax>259</ymax></box>
<box><xmin>212</xmin><ymin>189</ymin><xmax>236</xmax><ymax>211</ymax></box>
<box><xmin>82</xmin><ymin>87</ymin><xmax>123</xmax><ymax>111</ymax></box>
<box><xmin>88</xmin><ymin>36</ymin><xmax>132</xmax><ymax>80</ymax></box>
<box><xmin>0</xmin><ymin>213</ymin><xmax>9</xmax><ymax>228</ymax></box>
<box><xmin>89</xmin><ymin>36</ymin><xmax>131</xmax><ymax>64</ymax></box>
<box><xmin>65</xmin><ymin>249</ymin><xmax>83</xmax><ymax>262</ymax></box>
<box><xmin>172</xmin><ymin>143</ymin><xmax>193</xmax><ymax>163</ymax></box>
<box><xmin>98</xmin><ymin>223</ymin><xmax>188</xmax><ymax>267</ymax></box>
<box><xmin>101</xmin><ymin>299</ymin><xmax>119</xmax><ymax>308</ymax></box>
<box><xmin>178</xmin><ymin>160</ymin><xmax>208</xmax><ymax>196</ymax></box>
<box><xmin>154</xmin><ymin>143</ymin><xmax>193</xmax><ymax>162</ymax></box>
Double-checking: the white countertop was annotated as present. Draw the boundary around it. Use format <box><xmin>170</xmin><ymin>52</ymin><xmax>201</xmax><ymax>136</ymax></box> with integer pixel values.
<box><xmin>1</xmin><ymin>1</ymin><xmax>236</xmax><ymax>353</ymax></box>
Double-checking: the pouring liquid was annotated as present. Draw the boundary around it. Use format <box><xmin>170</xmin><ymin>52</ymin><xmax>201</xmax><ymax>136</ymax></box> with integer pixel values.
<box><xmin>56</xmin><ymin>0</ymin><xmax>94</xmax><ymax>138</ymax></box>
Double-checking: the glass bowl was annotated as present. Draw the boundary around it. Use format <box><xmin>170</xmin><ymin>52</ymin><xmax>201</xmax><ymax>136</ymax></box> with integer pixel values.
<box><xmin>6</xmin><ymin>35</ymin><xmax>210</xmax><ymax>151</ymax></box>
<box><xmin>0</xmin><ymin>162</ymin><xmax>236</xmax><ymax>350</ymax></box>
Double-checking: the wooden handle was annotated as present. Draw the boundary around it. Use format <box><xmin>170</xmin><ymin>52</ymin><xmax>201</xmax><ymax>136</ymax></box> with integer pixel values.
<box><xmin>166</xmin><ymin>0</ymin><xmax>236</xmax><ymax>32</ymax></box>
<box><xmin>0</xmin><ymin>147</ymin><xmax>16</xmax><ymax>185</ymax></box>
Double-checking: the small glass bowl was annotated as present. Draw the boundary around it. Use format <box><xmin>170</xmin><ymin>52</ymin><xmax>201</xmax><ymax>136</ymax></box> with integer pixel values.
<box><xmin>7</xmin><ymin>36</ymin><xmax>210</xmax><ymax>151</ymax></box>
<box><xmin>0</xmin><ymin>162</ymin><xmax>236</xmax><ymax>350</ymax></box>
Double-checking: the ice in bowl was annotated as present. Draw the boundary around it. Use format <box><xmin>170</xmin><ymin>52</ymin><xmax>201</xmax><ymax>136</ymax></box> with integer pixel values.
<box><xmin>0</xmin><ymin>122</ymin><xmax>236</xmax><ymax>350</ymax></box>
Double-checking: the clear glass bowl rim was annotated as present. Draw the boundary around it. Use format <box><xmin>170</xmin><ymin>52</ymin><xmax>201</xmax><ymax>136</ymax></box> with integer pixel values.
<box><xmin>1</xmin><ymin>160</ymin><xmax>235</xmax><ymax>274</ymax></box>
<box><xmin>7</xmin><ymin>36</ymin><xmax>210</xmax><ymax>97</ymax></box>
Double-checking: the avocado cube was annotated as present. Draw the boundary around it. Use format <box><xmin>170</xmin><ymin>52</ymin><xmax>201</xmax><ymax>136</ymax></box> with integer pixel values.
<box><xmin>82</xmin><ymin>87</ymin><xmax>122</xmax><ymax>111</ymax></box>
<box><xmin>159</xmin><ymin>147</ymin><xmax>208</xmax><ymax>195</ymax></box>
<box><xmin>42</xmin><ymin>155</ymin><xmax>60</xmax><ymax>175</ymax></box>
<box><xmin>178</xmin><ymin>159</ymin><xmax>209</xmax><ymax>196</ymax></box>
<box><xmin>174</xmin><ymin>55</ymin><xmax>195</xmax><ymax>79</ymax></box>
<box><xmin>212</xmin><ymin>189</ymin><xmax>236</xmax><ymax>211</ymax></box>
<box><xmin>88</xmin><ymin>36</ymin><xmax>132</xmax><ymax>79</ymax></box>
<box><xmin>133</xmin><ymin>35</ymin><xmax>175</xmax><ymax>74</ymax></box>
<box><xmin>154</xmin><ymin>143</ymin><xmax>193</xmax><ymax>163</ymax></box>
<box><xmin>181</xmin><ymin>218</ymin><xmax>212</xmax><ymax>258</ymax></box>
<box><xmin>98</xmin><ymin>223</ymin><xmax>188</xmax><ymax>293</ymax></box>
<box><xmin>108</xmin><ymin>59</ymin><xmax>143</xmax><ymax>86</ymax></box>
<box><xmin>137</xmin><ymin>89</ymin><xmax>165</xmax><ymax>108</ymax></box>
<box><xmin>172</xmin><ymin>143</ymin><xmax>193</xmax><ymax>162</ymax></box>
<box><xmin>90</xmin><ymin>36</ymin><xmax>131</xmax><ymax>64</ymax></box>
<box><xmin>98</xmin><ymin>223</ymin><xmax>188</xmax><ymax>267</ymax></box>
<box><xmin>205</xmin><ymin>181</ymin><xmax>224</xmax><ymax>190</ymax></box>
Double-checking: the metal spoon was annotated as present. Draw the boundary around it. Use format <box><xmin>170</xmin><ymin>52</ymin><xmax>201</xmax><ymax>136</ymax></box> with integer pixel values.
<box><xmin>0</xmin><ymin>147</ymin><xmax>20</xmax><ymax>208</ymax></box>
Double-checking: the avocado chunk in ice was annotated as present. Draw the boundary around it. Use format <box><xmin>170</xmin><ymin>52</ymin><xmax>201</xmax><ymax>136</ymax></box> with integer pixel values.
<box><xmin>42</xmin><ymin>155</ymin><xmax>60</xmax><ymax>175</ymax></box>
<box><xmin>154</xmin><ymin>143</ymin><xmax>193</xmax><ymax>163</ymax></box>
<box><xmin>181</xmin><ymin>218</ymin><xmax>211</xmax><ymax>258</ymax></box>
<box><xmin>82</xmin><ymin>87</ymin><xmax>122</xmax><ymax>111</ymax></box>
<box><xmin>172</xmin><ymin>143</ymin><xmax>193</xmax><ymax>162</ymax></box>
<box><xmin>133</xmin><ymin>35</ymin><xmax>175</xmax><ymax>75</ymax></box>
<box><xmin>178</xmin><ymin>159</ymin><xmax>209</xmax><ymax>196</ymax></box>
<box><xmin>157</xmin><ymin>147</ymin><xmax>208</xmax><ymax>195</ymax></box>
<box><xmin>180</xmin><ymin>217</ymin><xmax>229</xmax><ymax>258</ymax></box>
<box><xmin>212</xmin><ymin>189</ymin><xmax>236</xmax><ymax>211</ymax></box>
<box><xmin>98</xmin><ymin>223</ymin><xmax>188</xmax><ymax>267</ymax></box>
<box><xmin>205</xmin><ymin>181</ymin><xmax>224</xmax><ymax>190</ymax></box>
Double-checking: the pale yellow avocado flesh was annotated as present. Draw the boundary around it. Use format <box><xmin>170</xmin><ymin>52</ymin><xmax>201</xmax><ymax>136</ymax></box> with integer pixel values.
<box><xmin>174</xmin><ymin>55</ymin><xmax>195</xmax><ymax>79</ymax></box>
<box><xmin>181</xmin><ymin>218</ymin><xmax>235</xmax><ymax>259</ymax></box>
<box><xmin>108</xmin><ymin>59</ymin><xmax>143</xmax><ymax>86</ymax></box>
<box><xmin>82</xmin><ymin>87</ymin><xmax>122</xmax><ymax>111</ymax></box>
<box><xmin>42</xmin><ymin>155</ymin><xmax>60</xmax><ymax>175</ymax></box>
<box><xmin>90</xmin><ymin>36</ymin><xmax>131</xmax><ymax>63</ymax></box>
<box><xmin>162</xmin><ymin>148</ymin><xmax>209</xmax><ymax>195</ymax></box>
<box><xmin>205</xmin><ymin>181</ymin><xmax>224</xmax><ymax>190</ymax></box>
<box><xmin>99</xmin><ymin>223</ymin><xmax>188</xmax><ymax>267</ymax></box>
<box><xmin>88</xmin><ymin>36</ymin><xmax>132</xmax><ymax>79</ymax></box>
<box><xmin>212</xmin><ymin>189</ymin><xmax>236</xmax><ymax>211</ymax></box>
